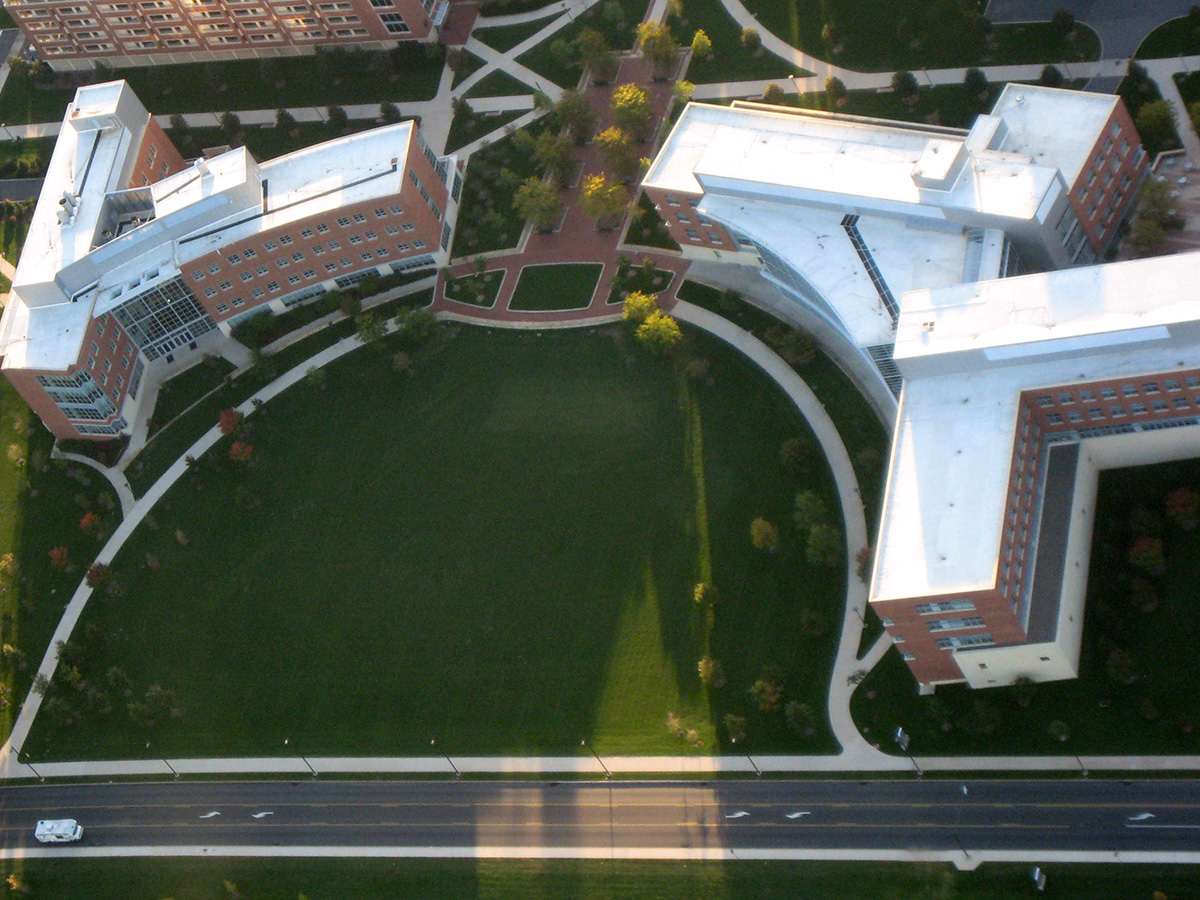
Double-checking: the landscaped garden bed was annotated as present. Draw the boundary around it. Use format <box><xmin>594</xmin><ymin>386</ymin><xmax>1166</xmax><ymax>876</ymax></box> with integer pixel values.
<box><xmin>146</xmin><ymin>357</ymin><xmax>236</xmax><ymax>439</ymax></box>
<box><xmin>606</xmin><ymin>257</ymin><xmax>675</xmax><ymax>304</ymax></box>
<box><xmin>443</xmin><ymin>265</ymin><xmax>506</xmax><ymax>308</ymax></box>
<box><xmin>509</xmin><ymin>262</ymin><xmax>602</xmax><ymax>310</ymax></box>
<box><xmin>23</xmin><ymin>325</ymin><xmax>845</xmax><ymax>759</ymax></box>
<box><xmin>624</xmin><ymin>194</ymin><xmax>680</xmax><ymax>251</ymax></box>
<box><xmin>450</xmin><ymin>123</ymin><xmax>547</xmax><ymax>258</ymax></box>
<box><xmin>853</xmin><ymin>456</ymin><xmax>1200</xmax><ymax>756</ymax></box>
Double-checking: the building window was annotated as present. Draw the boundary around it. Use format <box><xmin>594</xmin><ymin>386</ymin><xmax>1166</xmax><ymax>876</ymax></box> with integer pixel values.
<box><xmin>935</xmin><ymin>633</ymin><xmax>996</xmax><ymax>650</ymax></box>
<box><xmin>1174</xmin><ymin>397</ymin><xmax>1191</xmax><ymax>409</ymax></box>
<box><xmin>256</xmin><ymin>265</ymin><xmax>268</xmax><ymax>276</ymax></box>
<box><xmin>1130</xmin><ymin>402</ymin><xmax>1147</xmax><ymax>415</ymax></box>
<box><xmin>279</xmin><ymin>235</ymin><xmax>293</xmax><ymax>245</ymax></box>
<box><xmin>915</xmin><ymin>599</ymin><xmax>976</xmax><ymax>615</ymax></box>
<box><xmin>1122</xmin><ymin>384</ymin><xmax>1138</xmax><ymax>396</ymax></box>
<box><xmin>396</xmin><ymin>242</ymin><xmax>409</xmax><ymax>251</ymax></box>
<box><xmin>365</xmin><ymin>230</ymin><xmax>377</xmax><ymax>241</ymax></box>
<box><xmin>926</xmin><ymin>617</ymin><xmax>985</xmax><ymax>632</ymax></box>
<box><xmin>251</xmin><ymin>288</ymin><xmax>265</xmax><ymax>298</ymax></box>
<box><xmin>231</xmin><ymin>297</ymin><xmax>244</xmax><ymax>307</ymax></box>
<box><xmin>243</xmin><ymin>248</ymin><xmax>257</xmax><ymax>258</ymax></box>
<box><xmin>216</xmin><ymin>303</ymin><xmax>229</xmax><ymax>313</ymax></box>
<box><xmin>240</xmin><ymin>272</ymin><xmax>254</xmax><ymax>282</ymax></box>
<box><xmin>389</xmin><ymin>204</ymin><xmax>403</xmax><ymax>214</ymax></box>
<box><xmin>1100</xmin><ymin>387</ymin><xmax>1118</xmax><ymax>400</ymax></box>
<box><xmin>1142</xmin><ymin>381</ymin><xmax>1160</xmax><ymax>394</ymax></box>
<box><xmin>291</xmin><ymin>251</ymin><xmax>304</xmax><ymax>262</ymax></box>
<box><xmin>207</xmin><ymin>263</ymin><xmax>221</xmax><ymax>274</ymax></box>
<box><xmin>267</xmin><ymin>281</ymin><xmax>280</xmax><ymax>292</ymax></box>
<box><xmin>1046</xmin><ymin>413</ymin><xmax>1063</xmax><ymax>425</ymax></box>
<box><xmin>684</xmin><ymin>228</ymin><xmax>699</xmax><ymax>240</ymax></box>
<box><xmin>401</xmin><ymin>223</ymin><xmax>415</xmax><ymax>232</ymax></box>
<box><xmin>413</xmin><ymin>239</ymin><xmax>425</xmax><ymax>248</ymax></box>
<box><xmin>264</xmin><ymin>240</ymin><xmax>277</xmax><ymax>250</ymax></box>
<box><xmin>300</xmin><ymin>228</ymin><xmax>314</xmax><ymax>238</ymax></box>
<box><xmin>288</xmin><ymin>274</ymin><xmax>301</xmax><ymax>284</ymax></box>
<box><xmin>227</xmin><ymin>252</ymin><xmax>241</xmax><ymax>264</ymax></box>
<box><xmin>316</xmin><ymin>223</ymin><xmax>330</xmax><ymax>234</ymax></box>
<box><xmin>337</xmin><ymin>217</ymin><xmax>351</xmax><ymax>227</ymax></box>
<box><xmin>324</xmin><ymin>262</ymin><xmax>338</xmax><ymax>272</ymax></box>
<box><xmin>379</xmin><ymin>11</ymin><xmax>409</xmax><ymax>32</ymax></box>
<box><xmin>204</xmin><ymin>287</ymin><xmax>218</xmax><ymax>298</ymax></box>
<box><xmin>219</xmin><ymin>280</ymin><xmax>232</xmax><ymax>291</ymax></box>
<box><xmin>1110</xmin><ymin>406</ymin><xmax>1126</xmax><ymax>418</ymax></box>
<box><xmin>1036</xmin><ymin>395</ymin><xmax>1053</xmax><ymax>407</ymax></box>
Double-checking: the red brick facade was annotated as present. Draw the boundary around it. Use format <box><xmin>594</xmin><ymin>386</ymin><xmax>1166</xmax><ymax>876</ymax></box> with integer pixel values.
<box><xmin>1067</xmin><ymin>102</ymin><xmax>1147</xmax><ymax>260</ymax></box>
<box><xmin>127</xmin><ymin>116</ymin><xmax>187</xmax><ymax>188</ymax></box>
<box><xmin>641</xmin><ymin>186</ymin><xmax>737</xmax><ymax>253</ymax></box>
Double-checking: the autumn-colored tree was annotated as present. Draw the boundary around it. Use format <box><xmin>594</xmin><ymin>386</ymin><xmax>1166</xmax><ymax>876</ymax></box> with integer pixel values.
<box><xmin>512</xmin><ymin>176</ymin><xmax>564</xmax><ymax>232</ymax></box>
<box><xmin>229</xmin><ymin>440</ymin><xmax>254</xmax><ymax>463</ymax></box>
<box><xmin>693</xmin><ymin>582</ymin><xmax>719</xmax><ymax>606</ymax></box>
<box><xmin>79</xmin><ymin>511</ymin><xmax>100</xmax><ymax>534</ymax></box>
<box><xmin>218</xmin><ymin>407</ymin><xmax>243</xmax><ymax>436</ymax></box>
<box><xmin>750</xmin><ymin>517</ymin><xmax>779</xmax><ymax>552</ymax></box>
<box><xmin>595</xmin><ymin>127</ymin><xmax>643</xmax><ymax>182</ymax></box>
<box><xmin>697</xmin><ymin>656</ymin><xmax>726</xmax><ymax>688</ymax></box>
<box><xmin>611</xmin><ymin>83</ymin><xmax>652</xmax><ymax>141</ymax></box>
<box><xmin>691</xmin><ymin>29</ymin><xmax>713</xmax><ymax>59</ymax></box>
<box><xmin>1165</xmin><ymin>486</ymin><xmax>1200</xmax><ymax>529</ymax></box>
<box><xmin>574</xmin><ymin>27</ymin><xmax>610</xmax><ymax>67</ymax></box>
<box><xmin>579</xmin><ymin>173</ymin><xmax>631</xmax><ymax>229</ymax></box>
<box><xmin>636</xmin><ymin>20</ymin><xmax>680</xmax><ymax>76</ymax></box>
<box><xmin>635</xmin><ymin>310</ymin><xmax>682</xmax><ymax>354</ymax></box>
<box><xmin>622</xmin><ymin>290</ymin><xmax>659</xmax><ymax>324</ymax></box>
<box><xmin>793</xmin><ymin>490</ymin><xmax>827</xmax><ymax>531</ymax></box>
<box><xmin>85</xmin><ymin>562</ymin><xmax>112</xmax><ymax>588</ymax></box>
<box><xmin>48</xmin><ymin>546</ymin><xmax>70</xmax><ymax>569</ymax></box>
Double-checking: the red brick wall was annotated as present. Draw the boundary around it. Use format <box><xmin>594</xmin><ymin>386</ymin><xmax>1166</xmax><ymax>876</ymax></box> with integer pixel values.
<box><xmin>642</xmin><ymin>186</ymin><xmax>736</xmax><ymax>252</ymax></box>
<box><xmin>1067</xmin><ymin>102</ymin><xmax>1147</xmax><ymax>256</ymax></box>
<box><xmin>127</xmin><ymin>117</ymin><xmax>186</xmax><ymax>189</ymax></box>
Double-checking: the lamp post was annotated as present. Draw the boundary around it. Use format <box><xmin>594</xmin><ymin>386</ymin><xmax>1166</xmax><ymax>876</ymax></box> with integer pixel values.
<box><xmin>953</xmin><ymin>784</ymin><xmax>970</xmax><ymax>862</ymax></box>
<box><xmin>0</xmin><ymin>123</ymin><xmax>13</xmax><ymax>142</ymax></box>
<box><xmin>581</xmin><ymin>738</ymin><xmax>610</xmax><ymax>779</ymax></box>
<box><xmin>893</xmin><ymin>726</ymin><xmax>922</xmax><ymax>776</ymax></box>
<box><xmin>432</xmin><ymin>739</ymin><xmax>460</xmax><ymax>778</ymax></box>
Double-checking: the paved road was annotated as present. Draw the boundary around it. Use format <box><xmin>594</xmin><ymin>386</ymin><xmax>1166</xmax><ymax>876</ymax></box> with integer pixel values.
<box><xmin>985</xmin><ymin>0</ymin><xmax>1194</xmax><ymax>58</ymax></box>
<box><xmin>3</xmin><ymin>779</ymin><xmax>1200</xmax><ymax>859</ymax></box>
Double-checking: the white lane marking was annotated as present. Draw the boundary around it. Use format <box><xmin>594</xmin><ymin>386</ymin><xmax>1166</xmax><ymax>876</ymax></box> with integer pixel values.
<box><xmin>724</xmin><ymin>811</ymin><xmax>750</xmax><ymax>819</ymax></box>
<box><xmin>785</xmin><ymin>812</ymin><xmax>811</xmax><ymax>819</ymax></box>
<box><xmin>1127</xmin><ymin>812</ymin><xmax>1155</xmax><ymax>821</ymax></box>
<box><xmin>250</xmin><ymin>812</ymin><xmax>274</xmax><ymax>819</ymax></box>
<box><xmin>198</xmin><ymin>812</ymin><xmax>221</xmax><ymax>819</ymax></box>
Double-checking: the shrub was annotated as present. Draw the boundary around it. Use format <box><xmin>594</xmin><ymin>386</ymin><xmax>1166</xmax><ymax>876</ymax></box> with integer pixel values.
<box><xmin>85</xmin><ymin>562</ymin><xmax>112</xmax><ymax>588</ymax></box>
<box><xmin>697</xmin><ymin>656</ymin><xmax>726</xmax><ymax>688</ymax></box>
<box><xmin>634</xmin><ymin>311</ymin><xmax>682</xmax><ymax>354</ymax></box>
<box><xmin>1047</xmin><ymin>719</ymin><xmax>1071</xmax><ymax>742</ymax></box>
<box><xmin>749</xmin><ymin>667</ymin><xmax>784</xmax><ymax>711</ymax></box>
<box><xmin>228</xmin><ymin>441</ymin><xmax>254</xmax><ymax>463</ymax></box>
<box><xmin>622</xmin><ymin>290</ymin><xmax>658</xmax><ymax>324</ymax></box>
<box><xmin>806</xmin><ymin>523</ymin><xmax>843</xmax><ymax>567</ymax></box>
<box><xmin>785</xmin><ymin>700</ymin><xmax>816</xmax><ymax>736</ymax></box>
<box><xmin>741</xmin><ymin>26</ymin><xmax>761</xmax><ymax>53</ymax></box>
<box><xmin>750</xmin><ymin>517</ymin><xmax>779</xmax><ymax>552</ymax></box>
<box><xmin>693</xmin><ymin>581</ymin><xmax>719</xmax><ymax>606</ymax></box>
<box><xmin>762</xmin><ymin>83</ymin><xmax>786</xmax><ymax>105</ymax></box>
<box><xmin>218</xmin><ymin>408</ymin><xmax>244</xmax><ymax>436</ymax></box>
<box><xmin>793</xmin><ymin>490</ymin><xmax>827</xmax><ymax>531</ymax></box>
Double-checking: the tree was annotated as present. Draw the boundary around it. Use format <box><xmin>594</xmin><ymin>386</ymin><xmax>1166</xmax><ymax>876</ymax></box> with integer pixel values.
<box><xmin>85</xmin><ymin>562</ymin><xmax>112</xmax><ymax>588</ymax></box>
<box><xmin>228</xmin><ymin>440</ymin><xmax>254</xmax><ymax>463</ymax></box>
<box><xmin>128</xmin><ymin>683</ymin><xmax>180</xmax><ymax>730</ymax></box>
<box><xmin>1038</xmin><ymin>65</ymin><xmax>1065</xmax><ymax>88</ymax></box>
<box><xmin>446</xmin><ymin>47</ymin><xmax>472</xmax><ymax>79</ymax></box>
<box><xmin>326</xmin><ymin>105</ymin><xmax>350</xmax><ymax>133</ymax></box>
<box><xmin>169</xmin><ymin>113</ymin><xmax>190</xmax><ymax>138</ymax></box>
<box><xmin>595</xmin><ymin>126</ymin><xmax>643</xmax><ymax>182</ymax></box>
<box><xmin>48</xmin><ymin>546</ymin><xmax>70</xmax><ymax>570</ymax></box>
<box><xmin>693</xmin><ymin>582</ymin><xmax>719</xmax><ymax>607</ymax></box>
<box><xmin>553</xmin><ymin>90</ymin><xmax>595</xmax><ymax>144</ymax></box>
<box><xmin>1047</xmin><ymin>719</ymin><xmax>1071</xmax><ymax>742</ymax></box>
<box><xmin>636</xmin><ymin>20</ymin><xmax>680</xmax><ymax>77</ymax></box>
<box><xmin>79</xmin><ymin>510</ymin><xmax>100</xmax><ymax>534</ymax></box>
<box><xmin>1050</xmin><ymin>8</ymin><xmax>1075</xmax><ymax>40</ymax></box>
<box><xmin>634</xmin><ymin>310</ymin><xmax>682</xmax><ymax>354</ymax></box>
<box><xmin>793</xmin><ymin>490</ymin><xmax>827</xmax><ymax>531</ymax></box>
<box><xmin>379</xmin><ymin>101</ymin><xmax>402</xmax><ymax>125</ymax></box>
<box><xmin>275</xmin><ymin>108</ymin><xmax>297</xmax><ymax>132</ymax></box>
<box><xmin>622</xmin><ymin>290</ymin><xmax>659</xmax><ymax>324</ymax></box>
<box><xmin>762</xmin><ymin>82</ymin><xmax>786</xmax><ymax>105</ymax></box>
<box><xmin>825</xmin><ymin>76</ymin><xmax>848</xmax><ymax>106</ymax></box>
<box><xmin>724</xmin><ymin>713</ymin><xmax>747</xmax><ymax>743</ymax></box>
<box><xmin>806</xmin><ymin>523</ymin><xmax>843</xmax><ymax>566</ymax></box>
<box><xmin>750</xmin><ymin>517</ymin><xmax>779</xmax><ymax>552</ymax></box>
<box><xmin>779</xmin><ymin>435</ymin><xmax>816</xmax><ymax>474</ymax></box>
<box><xmin>1134</xmin><ymin>99</ymin><xmax>1176</xmax><ymax>152</ymax></box>
<box><xmin>741</xmin><ymin>26</ymin><xmax>761</xmax><ymax>53</ymax></box>
<box><xmin>1128</xmin><ymin>216</ymin><xmax>1166</xmax><ymax>256</ymax></box>
<box><xmin>219</xmin><ymin>111</ymin><xmax>241</xmax><ymax>138</ymax></box>
<box><xmin>354</xmin><ymin>311</ymin><xmax>387</xmax><ymax>346</ymax></box>
<box><xmin>575</xmin><ymin>27</ymin><xmax>610</xmax><ymax>67</ymax></box>
<box><xmin>1010</xmin><ymin>674</ymin><xmax>1037</xmax><ymax>708</ymax></box>
<box><xmin>533</xmin><ymin>130</ymin><xmax>577</xmax><ymax>188</ymax></box>
<box><xmin>691</xmin><ymin>29</ymin><xmax>713</xmax><ymax>59</ymax></box>
<box><xmin>218</xmin><ymin>407</ymin><xmax>244</xmax><ymax>435</ymax></box>
<box><xmin>512</xmin><ymin>176</ymin><xmax>563</xmax><ymax>232</ymax></box>
<box><xmin>697</xmin><ymin>656</ymin><xmax>726</xmax><ymax>688</ymax></box>
<box><xmin>891</xmin><ymin>70</ymin><xmax>919</xmax><ymax>100</ymax></box>
<box><xmin>579</xmin><ymin>173</ymin><xmax>631</xmax><ymax>229</ymax></box>
<box><xmin>612</xmin><ymin>83</ymin><xmax>653</xmax><ymax>141</ymax></box>
<box><xmin>785</xmin><ymin>700</ymin><xmax>816</xmax><ymax>736</ymax></box>
<box><xmin>1165</xmin><ymin>486</ymin><xmax>1200</xmax><ymax>529</ymax></box>
<box><xmin>749</xmin><ymin>667</ymin><xmax>784</xmax><ymax>711</ymax></box>
<box><xmin>671</xmin><ymin>80</ymin><xmax>695</xmax><ymax>108</ymax></box>
<box><xmin>963</xmin><ymin>67</ymin><xmax>989</xmax><ymax>98</ymax></box>
<box><xmin>1128</xmin><ymin>535</ymin><xmax>1165</xmax><ymax>575</ymax></box>
<box><xmin>393</xmin><ymin>306</ymin><xmax>439</xmax><ymax>348</ymax></box>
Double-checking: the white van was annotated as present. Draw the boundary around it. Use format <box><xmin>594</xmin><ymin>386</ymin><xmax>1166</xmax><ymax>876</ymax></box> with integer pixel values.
<box><xmin>34</xmin><ymin>819</ymin><xmax>83</xmax><ymax>843</ymax></box>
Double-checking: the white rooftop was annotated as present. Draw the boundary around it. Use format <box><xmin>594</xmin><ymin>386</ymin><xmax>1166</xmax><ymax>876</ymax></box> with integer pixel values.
<box><xmin>874</xmin><ymin>251</ymin><xmax>1200</xmax><ymax>602</ymax></box>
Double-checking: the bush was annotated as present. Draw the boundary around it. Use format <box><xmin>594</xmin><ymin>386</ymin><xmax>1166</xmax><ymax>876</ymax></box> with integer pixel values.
<box><xmin>750</xmin><ymin>517</ymin><xmax>779</xmax><ymax>552</ymax></box>
<box><xmin>741</xmin><ymin>26</ymin><xmax>761</xmax><ymax>53</ymax></box>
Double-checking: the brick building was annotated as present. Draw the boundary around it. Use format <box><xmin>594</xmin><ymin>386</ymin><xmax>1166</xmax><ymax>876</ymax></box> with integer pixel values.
<box><xmin>6</xmin><ymin>0</ymin><xmax>444</xmax><ymax>71</ymax></box>
<box><xmin>0</xmin><ymin>80</ymin><xmax>459</xmax><ymax>439</ymax></box>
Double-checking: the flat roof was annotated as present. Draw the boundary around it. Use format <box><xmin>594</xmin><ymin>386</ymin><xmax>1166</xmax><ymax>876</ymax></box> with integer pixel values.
<box><xmin>875</xmin><ymin>251</ymin><xmax>1200</xmax><ymax>602</ymax></box>
<box><xmin>991</xmin><ymin>83</ymin><xmax>1117</xmax><ymax>186</ymax></box>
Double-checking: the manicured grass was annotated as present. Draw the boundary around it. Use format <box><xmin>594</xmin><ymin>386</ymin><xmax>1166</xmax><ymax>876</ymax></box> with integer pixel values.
<box><xmin>518</xmin><ymin>0</ymin><xmax>649</xmax><ymax>87</ymax></box>
<box><xmin>445</xmin><ymin>108</ymin><xmax>527</xmax><ymax>154</ymax></box>
<box><xmin>762</xmin><ymin>83</ymin><xmax>1005</xmax><ymax>131</ymax></box>
<box><xmin>451</xmin><ymin>51</ymin><xmax>487</xmax><ymax>90</ymax></box>
<box><xmin>626</xmin><ymin>192</ymin><xmax>681</xmax><ymax>251</ymax></box>
<box><xmin>509</xmin><ymin>262</ymin><xmax>602</xmax><ymax>310</ymax></box>
<box><xmin>146</xmin><ymin>357</ymin><xmax>236</xmax><ymax>439</ymax></box>
<box><xmin>475</xmin><ymin>17</ymin><xmax>552</xmax><ymax>53</ymax></box>
<box><xmin>854</xmin><ymin>457</ymin><xmax>1200</xmax><ymax>757</ymax></box>
<box><xmin>0</xmin><ymin>46</ymin><xmax>444</xmax><ymax>126</ymax></box>
<box><xmin>678</xmin><ymin>0</ymin><xmax>807</xmax><ymax>84</ymax></box>
<box><xmin>738</xmin><ymin>0</ymin><xmax>1099</xmax><ymax>72</ymax></box>
<box><xmin>443</xmin><ymin>267</ymin><xmax>506</xmax><ymax>307</ymax></box>
<box><xmin>9</xmin><ymin>858</ymin><xmax>1200</xmax><ymax>900</ymax></box>
<box><xmin>125</xmin><ymin>289</ymin><xmax>434</xmax><ymax>497</ymax></box>
<box><xmin>676</xmin><ymin>281</ymin><xmax>889</xmax><ymax>528</ymax></box>
<box><xmin>450</xmin><ymin>122</ymin><xmax>546</xmax><ymax>258</ymax></box>
<box><xmin>24</xmin><ymin>325</ymin><xmax>843</xmax><ymax>759</ymax></box>
<box><xmin>0</xmin><ymin>380</ymin><xmax>121</xmax><ymax>747</ymax></box>
<box><xmin>464</xmin><ymin>68</ymin><xmax>534</xmax><ymax>99</ymax></box>
<box><xmin>607</xmin><ymin>259</ymin><xmax>675</xmax><ymax>304</ymax></box>
<box><xmin>170</xmin><ymin>120</ymin><xmax>385</xmax><ymax>167</ymax></box>
<box><xmin>1137</xmin><ymin>15</ymin><xmax>1200</xmax><ymax>59</ymax></box>
<box><xmin>0</xmin><ymin>136</ymin><xmax>54</xmax><ymax>178</ymax></box>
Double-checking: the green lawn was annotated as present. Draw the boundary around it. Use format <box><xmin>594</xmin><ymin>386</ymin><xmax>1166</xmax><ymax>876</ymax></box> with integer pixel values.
<box><xmin>125</xmin><ymin>289</ymin><xmax>433</xmax><ymax>497</ymax></box>
<box><xmin>444</xmin><ymin>267</ymin><xmax>506</xmax><ymax>308</ymax></box>
<box><xmin>464</xmin><ymin>69</ymin><xmax>534</xmax><ymax>99</ymax></box>
<box><xmin>678</xmin><ymin>0</ymin><xmax>807</xmax><ymax>84</ymax></box>
<box><xmin>452</xmin><ymin>51</ymin><xmax>488</xmax><ymax>90</ymax></box>
<box><xmin>0</xmin><ymin>136</ymin><xmax>54</xmax><ymax>178</ymax></box>
<box><xmin>0</xmin><ymin>203</ymin><xmax>33</xmax><ymax>267</ymax></box>
<box><xmin>146</xmin><ymin>357</ymin><xmax>236</xmax><ymax>439</ymax></box>
<box><xmin>509</xmin><ymin>262</ymin><xmax>602</xmax><ymax>310</ymax></box>
<box><xmin>6</xmin><ymin>858</ymin><xmax>1200</xmax><ymax>900</ymax></box>
<box><xmin>170</xmin><ymin>120</ymin><xmax>387</xmax><ymax>167</ymax></box>
<box><xmin>789</xmin><ymin>83</ymin><xmax>1002</xmax><ymax>131</ymax></box>
<box><xmin>738</xmin><ymin>0</ymin><xmax>1100</xmax><ymax>72</ymax></box>
<box><xmin>474</xmin><ymin>17</ymin><xmax>553</xmax><ymax>53</ymax></box>
<box><xmin>0</xmin><ymin>46</ymin><xmax>444</xmax><ymax>125</ymax></box>
<box><xmin>0</xmin><ymin>380</ymin><xmax>121</xmax><ymax>747</ymax></box>
<box><xmin>451</xmin><ymin>122</ymin><xmax>547</xmax><ymax>258</ymax></box>
<box><xmin>518</xmin><ymin>0</ymin><xmax>649</xmax><ymax>88</ymax></box>
<box><xmin>1137</xmin><ymin>14</ymin><xmax>1200</xmax><ymax>59</ymax></box>
<box><xmin>445</xmin><ymin>108</ymin><xmax>527</xmax><ymax>154</ymax></box>
<box><xmin>23</xmin><ymin>325</ymin><xmax>844</xmax><ymax>759</ymax></box>
<box><xmin>854</xmin><ymin>457</ymin><xmax>1200</xmax><ymax>757</ymax></box>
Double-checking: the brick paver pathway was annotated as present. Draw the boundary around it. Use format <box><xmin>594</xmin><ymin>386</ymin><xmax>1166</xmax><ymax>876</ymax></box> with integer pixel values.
<box><xmin>430</xmin><ymin>6</ymin><xmax>691</xmax><ymax>325</ymax></box>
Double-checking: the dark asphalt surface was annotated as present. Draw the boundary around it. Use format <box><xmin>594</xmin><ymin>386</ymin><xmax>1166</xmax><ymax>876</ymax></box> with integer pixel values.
<box><xmin>2</xmin><ymin>778</ymin><xmax>1199</xmax><ymax>856</ymax></box>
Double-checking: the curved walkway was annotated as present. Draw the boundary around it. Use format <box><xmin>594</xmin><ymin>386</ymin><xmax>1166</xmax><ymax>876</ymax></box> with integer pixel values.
<box><xmin>50</xmin><ymin>447</ymin><xmax>136</xmax><ymax>518</ymax></box>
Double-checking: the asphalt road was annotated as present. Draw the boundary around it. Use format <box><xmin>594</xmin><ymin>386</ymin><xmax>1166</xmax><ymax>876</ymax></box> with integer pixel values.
<box><xmin>2</xmin><ymin>778</ymin><xmax>1200</xmax><ymax>857</ymax></box>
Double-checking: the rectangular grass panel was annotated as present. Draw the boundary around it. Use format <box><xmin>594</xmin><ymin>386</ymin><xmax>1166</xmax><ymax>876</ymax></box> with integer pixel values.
<box><xmin>509</xmin><ymin>263</ymin><xmax>602</xmax><ymax>311</ymax></box>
